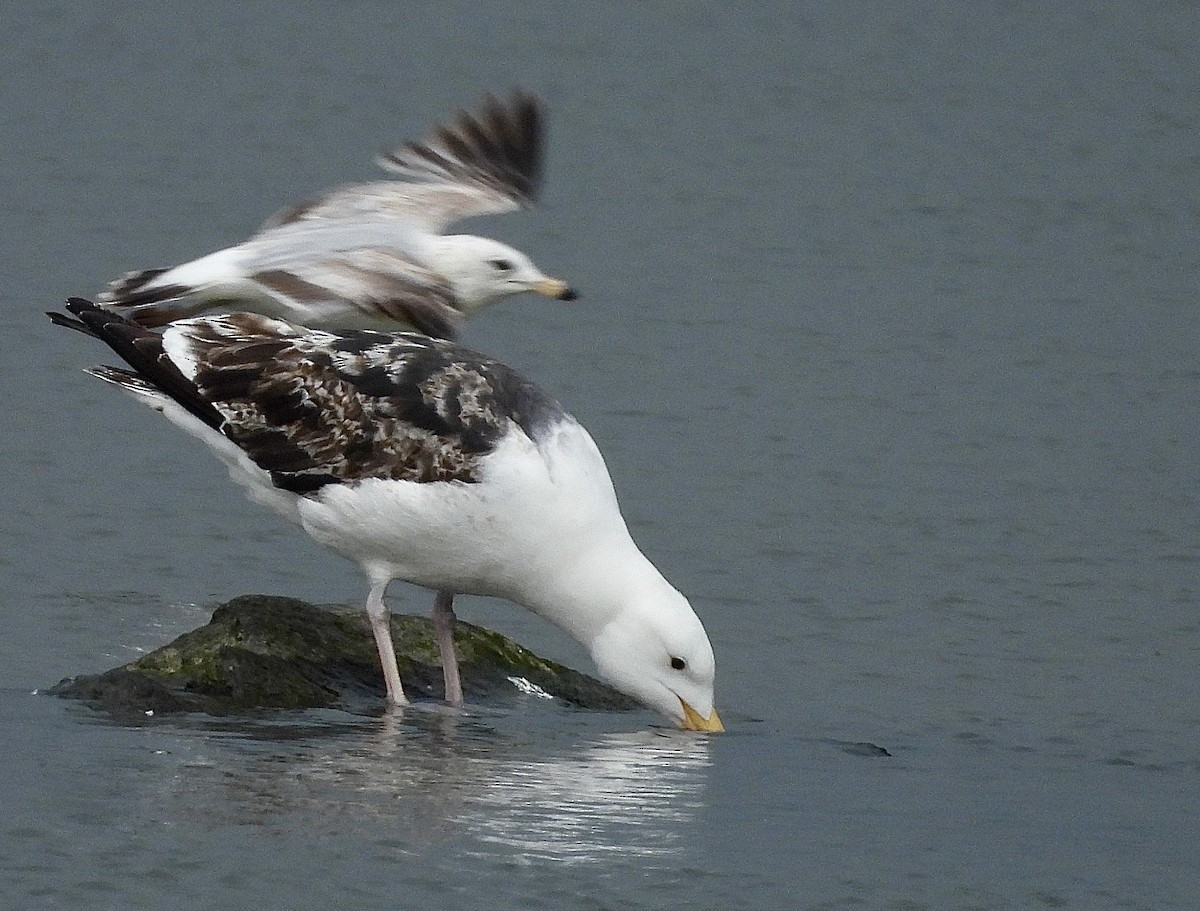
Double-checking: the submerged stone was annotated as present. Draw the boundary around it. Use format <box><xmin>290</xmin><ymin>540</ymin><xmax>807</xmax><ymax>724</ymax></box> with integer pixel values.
<box><xmin>50</xmin><ymin>594</ymin><xmax>638</xmax><ymax>718</ymax></box>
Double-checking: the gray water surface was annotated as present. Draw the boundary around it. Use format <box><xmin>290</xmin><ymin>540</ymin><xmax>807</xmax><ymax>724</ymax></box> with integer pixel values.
<box><xmin>3</xmin><ymin>3</ymin><xmax>1198</xmax><ymax>909</ymax></box>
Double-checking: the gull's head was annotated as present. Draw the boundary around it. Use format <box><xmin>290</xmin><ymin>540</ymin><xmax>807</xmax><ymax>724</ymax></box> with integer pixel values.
<box><xmin>589</xmin><ymin>591</ymin><xmax>723</xmax><ymax>733</ymax></box>
<box><xmin>426</xmin><ymin>235</ymin><xmax>577</xmax><ymax>315</ymax></box>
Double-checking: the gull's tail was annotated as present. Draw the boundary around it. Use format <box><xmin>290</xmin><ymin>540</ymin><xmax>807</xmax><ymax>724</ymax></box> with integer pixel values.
<box><xmin>96</xmin><ymin>267</ymin><xmax>209</xmax><ymax>327</ymax></box>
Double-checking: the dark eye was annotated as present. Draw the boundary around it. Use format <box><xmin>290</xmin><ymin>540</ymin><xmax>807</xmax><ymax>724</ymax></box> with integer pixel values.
<box><xmin>489</xmin><ymin>258</ymin><xmax>513</xmax><ymax>272</ymax></box>
<box><xmin>669</xmin><ymin>656</ymin><xmax>687</xmax><ymax>671</ymax></box>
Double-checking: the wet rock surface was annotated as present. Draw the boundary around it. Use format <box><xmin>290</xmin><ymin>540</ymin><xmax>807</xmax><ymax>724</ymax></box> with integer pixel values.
<box><xmin>50</xmin><ymin>594</ymin><xmax>638</xmax><ymax>718</ymax></box>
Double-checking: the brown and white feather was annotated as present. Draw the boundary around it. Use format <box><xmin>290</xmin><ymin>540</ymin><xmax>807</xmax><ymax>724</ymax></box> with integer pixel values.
<box><xmin>248</xmin><ymin>248</ymin><xmax>463</xmax><ymax>338</ymax></box>
<box><xmin>90</xmin><ymin>306</ymin><xmax>568</xmax><ymax>493</ymax></box>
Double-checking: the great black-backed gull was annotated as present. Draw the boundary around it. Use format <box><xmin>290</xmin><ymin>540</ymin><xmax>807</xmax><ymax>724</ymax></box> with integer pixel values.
<box><xmin>51</xmin><ymin>299</ymin><xmax>722</xmax><ymax>732</ymax></box>
<box><xmin>97</xmin><ymin>91</ymin><xmax>576</xmax><ymax>338</ymax></box>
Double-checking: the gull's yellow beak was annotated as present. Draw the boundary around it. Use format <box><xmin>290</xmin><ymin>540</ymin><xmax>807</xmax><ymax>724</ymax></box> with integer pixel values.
<box><xmin>533</xmin><ymin>277</ymin><xmax>578</xmax><ymax>301</ymax></box>
<box><xmin>680</xmin><ymin>699</ymin><xmax>724</xmax><ymax>733</ymax></box>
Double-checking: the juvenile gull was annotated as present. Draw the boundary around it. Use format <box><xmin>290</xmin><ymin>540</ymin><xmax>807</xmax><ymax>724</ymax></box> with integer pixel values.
<box><xmin>51</xmin><ymin>299</ymin><xmax>722</xmax><ymax>732</ymax></box>
<box><xmin>98</xmin><ymin>91</ymin><xmax>576</xmax><ymax>338</ymax></box>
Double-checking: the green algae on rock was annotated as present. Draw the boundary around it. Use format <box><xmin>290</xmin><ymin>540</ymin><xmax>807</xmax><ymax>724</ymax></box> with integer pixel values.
<box><xmin>50</xmin><ymin>595</ymin><xmax>639</xmax><ymax>718</ymax></box>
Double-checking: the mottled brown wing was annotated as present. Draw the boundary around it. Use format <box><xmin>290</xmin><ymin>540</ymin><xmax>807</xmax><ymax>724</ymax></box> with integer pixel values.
<box><xmin>173</xmin><ymin>314</ymin><xmax>563</xmax><ymax>493</ymax></box>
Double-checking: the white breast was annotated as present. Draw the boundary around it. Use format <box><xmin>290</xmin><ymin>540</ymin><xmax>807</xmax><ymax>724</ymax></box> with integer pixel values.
<box><xmin>295</xmin><ymin>419</ymin><xmax>628</xmax><ymax>600</ymax></box>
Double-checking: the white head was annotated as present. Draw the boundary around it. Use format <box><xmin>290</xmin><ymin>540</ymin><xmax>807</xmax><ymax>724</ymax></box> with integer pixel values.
<box><xmin>589</xmin><ymin>591</ymin><xmax>723</xmax><ymax>732</ymax></box>
<box><xmin>422</xmin><ymin>235</ymin><xmax>577</xmax><ymax>315</ymax></box>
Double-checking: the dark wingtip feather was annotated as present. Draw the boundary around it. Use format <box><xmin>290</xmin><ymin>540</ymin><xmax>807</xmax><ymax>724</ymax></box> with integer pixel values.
<box><xmin>52</xmin><ymin>298</ymin><xmax>225</xmax><ymax>432</ymax></box>
<box><xmin>378</xmin><ymin>88</ymin><xmax>545</xmax><ymax>204</ymax></box>
<box><xmin>47</xmin><ymin>308</ymin><xmax>99</xmax><ymax>337</ymax></box>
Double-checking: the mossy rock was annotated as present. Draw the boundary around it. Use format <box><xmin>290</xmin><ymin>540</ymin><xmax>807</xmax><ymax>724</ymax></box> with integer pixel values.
<box><xmin>50</xmin><ymin>594</ymin><xmax>638</xmax><ymax>718</ymax></box>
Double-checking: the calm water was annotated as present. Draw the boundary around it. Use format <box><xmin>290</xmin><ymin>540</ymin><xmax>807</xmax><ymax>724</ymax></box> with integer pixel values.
<box><xmin>3</xmin><ymin>3</ymin><xmax>1198</xmax><ymax>909</ymax></box>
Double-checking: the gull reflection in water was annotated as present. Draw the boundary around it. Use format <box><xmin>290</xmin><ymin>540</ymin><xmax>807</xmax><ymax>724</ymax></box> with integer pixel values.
<box><xmin>163</xmin><ymin>708</ymin><xmax>714</xmax><ymax>865</ymax></box>
<box><xmin>461</xmin><ymin>728</ymin><xmax>713</xmax><ymax>863</ymax></box>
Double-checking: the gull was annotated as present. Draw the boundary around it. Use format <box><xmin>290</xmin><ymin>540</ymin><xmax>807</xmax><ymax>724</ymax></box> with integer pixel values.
<box><xmin>97</xmin><ymin>90</ymin><xmax>576</xmax><ymax>339</ymax></box>
<box><xmin>51</xmin><ymin>299</ymin><xmax>723</xmax><ymax>732</ymax></box>
<box><xmin>95</xmin><ymin>91</ymin><xmax>580</xmax><ymax>694</ymax></box>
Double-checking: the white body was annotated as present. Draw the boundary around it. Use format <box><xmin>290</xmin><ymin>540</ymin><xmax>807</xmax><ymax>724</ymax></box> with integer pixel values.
<box><xmin>103</xmin><ymin>222</ymin><xmax>569</xmax><ymax>333</ymax></box>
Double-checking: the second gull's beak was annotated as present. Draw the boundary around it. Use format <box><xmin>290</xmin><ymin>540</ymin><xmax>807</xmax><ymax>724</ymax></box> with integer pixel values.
<box><xmin>533</xmin><ymin>277</ymin><xmax>578</xmax><ymax>301</ymax></box>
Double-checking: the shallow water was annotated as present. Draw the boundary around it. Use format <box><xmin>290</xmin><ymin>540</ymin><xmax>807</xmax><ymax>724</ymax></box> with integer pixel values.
<box><xmin>3</xmin><ymin>3</ymin><xmax>1198</xmax><ymax>908</ymax></box>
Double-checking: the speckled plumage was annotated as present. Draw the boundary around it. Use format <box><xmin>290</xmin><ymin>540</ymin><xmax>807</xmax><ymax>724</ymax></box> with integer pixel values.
<box><xmin>183</xmin><ymin>313</ymin><xmax>563</xmax><ymax>491</ymax></box>
<box><xmin>60</xmin><ymin>304</ymin><xmax>564</xmax><ymax>493</ymax></box>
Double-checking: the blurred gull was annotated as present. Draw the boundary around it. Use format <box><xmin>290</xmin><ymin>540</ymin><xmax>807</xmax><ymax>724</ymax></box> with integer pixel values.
<box><xmin>98</xmin><ymin>90</ymin><xmax>576</xmax><ymax>338</ymax></box>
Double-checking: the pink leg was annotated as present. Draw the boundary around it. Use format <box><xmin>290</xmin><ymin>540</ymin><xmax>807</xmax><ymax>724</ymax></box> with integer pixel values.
<box><xmin>432</xmin><ymin>590</ymin><xmax>463</xmax><ymax>706</ymax></box>
<box><xmin>366</xmin><ymin>579</ymin><xmax>408</xmax><ymax>706</ymax></box>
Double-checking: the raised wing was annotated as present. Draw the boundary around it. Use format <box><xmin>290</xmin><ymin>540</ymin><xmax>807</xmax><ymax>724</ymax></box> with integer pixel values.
<box><xmin>261</xmin><ymin>90</ymin><xmax>545</xmax><ymax>234</ymax></box>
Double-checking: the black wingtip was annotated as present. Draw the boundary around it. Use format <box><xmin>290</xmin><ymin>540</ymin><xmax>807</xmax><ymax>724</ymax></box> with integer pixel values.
<box><xmin>52</xmin><ymin>298</ymin><xmax>226</xmax><ymax>433</ymax></box>
<box><xmin>376</xmin><ymin>88</ymin><xmax>546</xmax><ymax>204</ymax></box>
<box><xmin>66</xmin><ymin>296</ymin><xmax>99</xmax><ymax>317</ymax></box>
<box><xmin>65</xmin><ymin>296</ymin><xmax>105</xmax><ymax>326</ymax></box>
<box><xmin>48</xmin><ymin>298</ymin><xmax>111</xmax><ymax>337</ymax></box>
<box><xmin>47</xmin><ymin>310</ymin><xmax>94</xmax><ymax>336</ymax></box>
<box><xmin>60</xmin><ymin>297</ymin><xmax>146</xmax><ymax>340</ymax></box>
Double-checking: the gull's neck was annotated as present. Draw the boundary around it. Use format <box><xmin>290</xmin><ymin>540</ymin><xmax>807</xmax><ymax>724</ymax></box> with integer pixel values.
<box><xmin>515</xmin><ymin>533</ymin><xmax>676</xmax><ymax>648</ymax></box>
<box><xmin>483</xmin><ymin>421</ymin><xmax>682</xmax><ymax>652</ymax></box>
<box><xmin>416</xmin><ymin>234</ymin><xmax>492</xmax><ymax>311</ymax></box>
